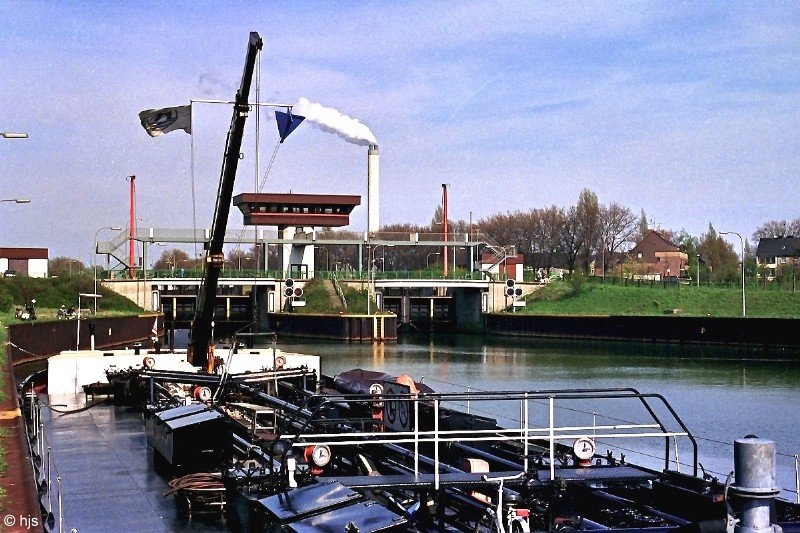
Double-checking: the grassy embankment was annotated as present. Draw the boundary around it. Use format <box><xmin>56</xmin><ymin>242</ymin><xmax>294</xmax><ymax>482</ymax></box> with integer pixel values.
<box><xmin>291</xmin><ymin>278</ymin><xmax>378</xmax><ymax>315</ymax></box>
<box><xmin>521</xmin><ymin>279</ymin><xmax>800</xmax><ymax>318</ymax></box>
<box><xmin>285</xmin><ymin>276</ymin><xmax>800</xmax><ymax>318</ymax></box>
<box><xmin>0</xmin><ymin>275</ymin><xmax>144</xmax><ymax>502</ymax></box>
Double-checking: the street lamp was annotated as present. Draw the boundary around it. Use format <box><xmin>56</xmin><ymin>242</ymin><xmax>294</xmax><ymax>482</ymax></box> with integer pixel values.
<box><xmin>366</xmin><ymin>246</ymin><xmax>386</xmax><ymax>315</ymax></box>
<box><xmin>601</xmin><ymin>238</ymin><xmax>606</xmax><ymax>280</ymax></box>
<box><xmin>94</xmin><ymin>226</ymin><xmax>122</xmax><ymax>314</ymax></box>
<box><xmin>0</xmin><ymin>198</ymin><xmax>31</xmax><ymax>203</ymax></box>
<box><xmin>1</xmin><ymin>132</ymin><xmax>28</xmax><ymax>139</ymax></box>
<box><xmin>426</xmin><ymin>251</ymin><xmax>441</xmax><ymax>267</ymax></box>
<box><xmin>237</xmin><ymin>255</ymin><xmax>252</xmax><ymax>272</ymax></box>
<box><xmin>720</xmin><ymin>231</ymin><xmax>745</xmax><ymax>317</ymax></box>
<box><xmin>696</xmin><ymin>254</ymin><xmax>701</xmax><ymax>288</ymax></box>
<box><xmin>77</xmin><ymin>293</ymin><xmax>102</xmax><ymax>350</ymax></box>
<box><xmin>320</xmin><ymin>247</ymin><xmax>330</xmax><ymax>272</ymax></box>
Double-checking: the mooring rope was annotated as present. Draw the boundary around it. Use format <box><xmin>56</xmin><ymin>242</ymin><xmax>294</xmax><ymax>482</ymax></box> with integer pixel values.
<box><xmin>164</xmin><ymin>472</ymin><xmax>225</xmax><ymax>497</ymax></box>
<box><xmin>38</xmin><ymin>396</ymin><xmax>110</xmax><ymax>415</ymax></box>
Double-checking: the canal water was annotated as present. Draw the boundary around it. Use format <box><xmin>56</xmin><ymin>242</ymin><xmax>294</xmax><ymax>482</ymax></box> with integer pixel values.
<box><xmin>270</xmin><ymin>333</ymin><xmax>800</xmax><ymax>500</ymax></box>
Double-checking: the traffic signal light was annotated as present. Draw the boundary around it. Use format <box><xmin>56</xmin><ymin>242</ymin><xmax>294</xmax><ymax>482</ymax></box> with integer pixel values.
<box><xmin>505</xmin><ymin>278</ymin><xmax>515</xmax><ymax>297</ymax></box>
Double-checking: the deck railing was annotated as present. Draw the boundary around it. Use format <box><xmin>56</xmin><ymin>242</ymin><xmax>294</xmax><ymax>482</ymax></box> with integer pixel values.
<box><xmin>272</xmin><ymin>388</ymin><xmax>698</xmax><ymax>491</ymax></box>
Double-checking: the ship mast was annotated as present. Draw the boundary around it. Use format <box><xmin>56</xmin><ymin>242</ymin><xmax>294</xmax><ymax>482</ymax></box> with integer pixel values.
<box><xmin>189</xmin><ymin>31</ymin><xmax>263</xmax><ymax>369</ymax></box>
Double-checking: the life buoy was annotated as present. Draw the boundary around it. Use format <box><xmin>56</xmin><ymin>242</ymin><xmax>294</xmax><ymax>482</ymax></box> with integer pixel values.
<box><xmin>142</xmin><ymin>356</ymin><xmax>156</xmax><ymax>369</ymax></box>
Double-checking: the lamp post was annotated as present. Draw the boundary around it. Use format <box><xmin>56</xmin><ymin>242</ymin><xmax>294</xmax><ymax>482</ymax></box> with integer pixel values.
<box><xmin>0</xmin><ymin>198</ymin><xmax>31</xmax><ymax>203</ymax></box>
<box><xmin>601</xmin><ymin>238</ymin><xmax>606</xmax><ymax>281</ymax></box>
<box><xmin>320</xmin><ymin>247</ymin><xmax>330</xmax><ymax>272</ymax></box>
<box><xmin>426</xmin><ymin>251</ymin><xmax>441</xmax><ymax>268</ymax></box>
<box><xmin>94</xmin><ymin>226</ymin><xmax>122</xmax><ymax>314</ymax></box>
<box><xmin>441</xmin><ymin>183</ymin><xmax>449</xmax><ymax>277</ymax></box>
<box><xmin>178</xmin><ymin>258</ymin><xmax>194</xmax><ymax>275</ymax></box>
<box><xmin>367</xmin><ymin>246</ymin><xmax>387</xmax><ymax>315</ymax></box>
<box><xmin>720</xmin><ymin>231</ymin><xmax>745</xmax><ymax>317</ymax></box>
<box><xmin>77</xmin><ymin>293</ymin><xmax>102</xmax><ymax>350</ymax></box>
<box><xmin>238</xmin><ymin>255</ymin><xmax>252</xmax><ymax>272</ymax></box>
<box><xmin>696</xmin><ymin>254</ymin><xmax>701</xmax><ymax>288</ymax></box>
<box><xmin>1</xmin><ymin>132</ymin><xmax>28</xmax><ymax>139</ymax></box>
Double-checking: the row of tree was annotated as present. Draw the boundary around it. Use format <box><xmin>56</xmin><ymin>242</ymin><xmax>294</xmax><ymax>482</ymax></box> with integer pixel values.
<box><xmin>48</xmin><ymin>197</ymin><xmax>797</xmax><ymax>284</ymax></box>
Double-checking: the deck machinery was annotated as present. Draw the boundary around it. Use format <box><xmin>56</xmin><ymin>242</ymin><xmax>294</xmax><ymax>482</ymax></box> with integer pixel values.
<box><xmin>97</xmin><ymin>361</ymin><xmax>800</xmax><ymax>533</ymax></box>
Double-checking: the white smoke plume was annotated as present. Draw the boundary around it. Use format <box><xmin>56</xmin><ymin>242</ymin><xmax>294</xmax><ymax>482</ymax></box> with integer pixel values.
<box><xmin>294</xmin><ymin>97</ymin><xmax>377</xmax><ymax>146</ymax></box>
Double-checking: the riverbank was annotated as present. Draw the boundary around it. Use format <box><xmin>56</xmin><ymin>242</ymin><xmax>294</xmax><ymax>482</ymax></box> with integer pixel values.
<box><xmin>520</xmin><ymin>280</ymin><xmax>800</xmax><ymax>318</ymax></box>
<box><xmin>485</xmin><ymin>313</ymin><xmax>800</xmax><ymax>351</ymax></box>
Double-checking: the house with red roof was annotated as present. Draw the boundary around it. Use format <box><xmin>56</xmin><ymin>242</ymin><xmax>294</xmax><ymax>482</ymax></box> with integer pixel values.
<box><xmin>625</xmin><ymin>231</ymin><xmax>687</xmax><ymax>280</ymax></box>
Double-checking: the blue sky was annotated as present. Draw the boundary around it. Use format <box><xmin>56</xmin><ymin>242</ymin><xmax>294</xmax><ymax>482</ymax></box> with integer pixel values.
<box><xmin>1</xmin><ymin>2</ymin><xmax>798</xmax><ymax>263</ymax></box>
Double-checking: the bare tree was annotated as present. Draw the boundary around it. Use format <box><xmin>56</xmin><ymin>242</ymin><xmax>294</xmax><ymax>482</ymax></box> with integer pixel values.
<box><xmin>315</xmin><ymin>228</ymin><xmax>362</xmax><ymax>272</ymax></box>
<box><xmin>598</xmin><ymin>203</ymin><xmax>637</xmax><ymax>276</ymax></box>
<box><xmin>560</xmin><ymin>205</ymin><xmax>583</xmax><ymax>274</ymax></box>
<box><xmin>153</xmin><ymin>248</ymin><xmax>190</xmax><ymax>271</ymax></box>
<box><xmin>227</xmin><ymin>247</ymin><xmax>258</xmax><ymax>271</ymax></box>
<box><xmin>576</xmin><ymin>189</ymin><xmax>601</xmax><ymax>273</ymax></box>
<box><xmin>375</xmin><ymin>222</ymin><xmax>430</xmax><ymax>270</ymax></box>
<box><xmin>527</xmin><ymin>206</ymin><xmax>564</xmax><ymax>274</ymax></box>
<box><xmin>49</xmin><ymin>257</ymin><xmax>87</xmax><ymax>276</ymax></box>
<box><xmin>753</xmin><ymin>218</ymin><xmax>800</xmax><ymax>240</ymax></box>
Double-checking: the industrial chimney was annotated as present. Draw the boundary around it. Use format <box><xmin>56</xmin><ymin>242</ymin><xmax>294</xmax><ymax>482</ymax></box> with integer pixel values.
<box><xmin>368</xmin><ymin>144</ymin><xmax>379</xmax><ymax>233</ymax></box>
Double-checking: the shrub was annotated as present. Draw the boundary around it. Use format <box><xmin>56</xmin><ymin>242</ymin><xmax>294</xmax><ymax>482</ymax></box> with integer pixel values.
<box><xmin>0</xmin><ymin>289</ymin><xmax>12</xmax><ymax>313</ymax></box>
<box><xmin>568</xmin><ymin>273</ymin><xmax>586</xmax><ymax>296</ymax></box>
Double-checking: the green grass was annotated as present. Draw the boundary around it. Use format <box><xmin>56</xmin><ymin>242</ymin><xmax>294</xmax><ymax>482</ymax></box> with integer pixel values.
<box><xmin>341</xmin><ymin>285</ymin><xmax>372</xmax><ymax>314</ymax></box>
<box><xmin>0</xmin><ymin>274</ymin><xmax>143</xmax><ymax>315</ymax></box>
<box><xmin>293</xmin><ymin>279</ymin><xmax>344</xmax><ymax>314</ymax></box>
<box><xmin>291</xmin><ymin>278</ymin><xmax>382</xmax><ymax>315</ymax></box>
<box><xmin>520</xmin><ymin>280</ymin><xmax>800</xmax><ymax>318</ymax></box>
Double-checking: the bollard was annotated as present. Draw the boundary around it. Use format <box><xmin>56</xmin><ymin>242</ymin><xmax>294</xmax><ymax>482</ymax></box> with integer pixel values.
<box><xmin>731</xmin><ymin>436</ymin><xmax>781</xmax><ymax>533</ymax></box>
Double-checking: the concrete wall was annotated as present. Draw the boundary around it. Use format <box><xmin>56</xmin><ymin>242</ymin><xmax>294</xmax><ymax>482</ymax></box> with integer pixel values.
<box><xmin>484</xmin><ymin>281</ymin><xmax>541</xmax><ymax>313</ymax></box>
<box><xmin>268</xmin><ymin>312</ymin><xmax>397</xmax><ymax>341</ymax></box>
<box><xmin>451</xmin><ymin>288</ymin><xmax>482</xmax><ymax>329</ymax></box>
<box><xmin>102</xmin><ymin>279</ymin><xmax>155</xmax><ymax>311</ymax></box>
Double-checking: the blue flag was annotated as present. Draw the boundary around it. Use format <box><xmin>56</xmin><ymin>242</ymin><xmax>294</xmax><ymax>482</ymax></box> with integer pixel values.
<box><xmin>275</xmin><ymin>110</ymin><xmax>304</xmax><ymax>142</ymax></box>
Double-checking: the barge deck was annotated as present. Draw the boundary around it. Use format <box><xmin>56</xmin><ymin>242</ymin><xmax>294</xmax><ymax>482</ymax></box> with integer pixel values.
<box><xmin>19</xmin><ymin>346</ymin><xmax>800</xmax><ymax>532</ymax></box>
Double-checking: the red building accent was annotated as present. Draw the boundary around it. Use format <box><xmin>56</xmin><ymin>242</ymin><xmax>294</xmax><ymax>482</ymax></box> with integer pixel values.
<box><xmin>233</xmin><ymin>193</ymin><xmax>360</xmax><ymax>227</ymax></box>
<box><xmin>0</xmin><ymin>247</ymin><xmax>48</xmax><ymax>260</ymax></box>
<box><xmin>481</xmin><ymin>252</ymin><xmax>524</xmax><ymax>279</ymax></box>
